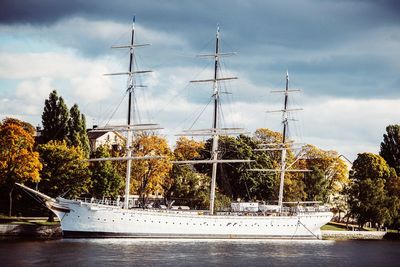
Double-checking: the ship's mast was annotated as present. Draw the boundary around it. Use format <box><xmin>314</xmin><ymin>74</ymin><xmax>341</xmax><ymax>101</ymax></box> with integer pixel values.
<box><xmin>249</xmin><ymin>72</ymin><xmax>307</xmax><ymax>211</ymax></box>
<box><xmin>175</xmin><ymin>27</ymin><xmax>250</xmax><ymax>215</ymax></box>
<box><xmin>86</xmin><ymin>17</ymin><xmax>160</xmax><ymax>209</ymax></box>
<box><xmin>277</xmin><ymin>71</ymin><xmax>289</xmax><ymax>209</ymax></box>
<box><xmin>107</xmin><ymin>16</ymin><xmax>152</xmax><ymax>210</ymax></box>
<box><xmin>124</xmin><ymin>17</ymin><xmax>136</xmax><ymax>210</ymax></box>
<box><xmin>209</xmin><ymin>27</ymin><xmax>221</xmax><ymax>215</ymax></box>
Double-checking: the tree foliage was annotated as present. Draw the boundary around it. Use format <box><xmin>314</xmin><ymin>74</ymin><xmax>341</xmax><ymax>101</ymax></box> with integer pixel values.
<box><xmin>130</xmin><ymin>134</ymin><xmax>173</xmax><ymax>203</ymax></box>
<box><xmin>165</xmin><ymin>137</ymin><xmax>209</xmax><ymax>208</ymax></box>
<box><xmin>195</xmin><ymin>134</ymin><xmax>277</xmax><ymax>202</ymax></box>
<box><xmin>68</xmin><ymin>104</ymin><xmax>90</xmax><ymax>157</ymax></box>
<box><xmin>174</xmin><ymin>137</ymin><xmax>205</xmax><ymax>161</ymax></box>
<box><xmin>89</xmin><ymin>145</ymin><xmax>123</xmax><ymax>199</ymax></box>
<box><xmin>0</xmin><ymin>118</ymin><xmax>42</xmax><ymax>215</ymax></box>
<box><xmin>299</xmin><ymin>144</ymin><xmax>349</xmax><ymax>202</ymax></box>
<box><xmin>41</xmin><ymin>90</ymin><xmax>69</xmax><ymax>143</ymax></box>
<box><xmin>347</xmin><ymin>153</ymin><xmax>398</xmax><ymax>227</ymax></box>
<box><xmin>380</xmin><ymin>125</ymin><xmax>400</xmax><ymax>175</ymax></box>
<box><xmin>168</xmin><ymin>165</ymin><xmax>210</xmax><ymax>209</ymax></box>
<box><xmin>38</xmin><ymin>140</ymin><xmax>91</xmax><ymax>198</ymax></box>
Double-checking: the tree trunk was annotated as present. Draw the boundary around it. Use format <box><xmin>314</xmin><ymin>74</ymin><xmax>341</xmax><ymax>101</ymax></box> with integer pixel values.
<box><xmin>8</xmin><ymin>187</ymin><xmax>13</xmax><ymax>217</ymax></box>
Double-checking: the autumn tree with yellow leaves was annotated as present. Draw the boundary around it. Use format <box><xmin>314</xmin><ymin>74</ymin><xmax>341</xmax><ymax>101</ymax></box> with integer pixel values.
<box><xmin>299</xmin><ymin>144</ymin><xmax>349</xmax><ymax>201</ymax></box>
<box><xmin>130</xmin><ymin>133</ymin><xmax>173</xmax><ymax>205</ymax></box>
<box><xmin>0</xmin><ymin>118</ymin><xmax>42</xmax><ymax>216</ymax></box>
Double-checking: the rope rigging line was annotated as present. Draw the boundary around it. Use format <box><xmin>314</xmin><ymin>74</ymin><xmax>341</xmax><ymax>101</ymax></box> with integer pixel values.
<box><xmin>298</xmin><ymin>218</ymin><xmax>321</xmax><ymax>239</ymax></box>
<box><xmin>103</xmin><ymin>90</ymin><xmax>128</xmax><ymax>126</ymax></box>
<box><xmin>188</xmin><ymin>97</ymin><xmax>213</xmax><ymax>130</ymax></box>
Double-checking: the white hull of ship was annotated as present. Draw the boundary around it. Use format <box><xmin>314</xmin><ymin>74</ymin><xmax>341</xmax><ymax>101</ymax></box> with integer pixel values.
<box><xmin>50</xmin><ymin>198</ymin><xmax>332</xmax><ymax>239</ymax></box>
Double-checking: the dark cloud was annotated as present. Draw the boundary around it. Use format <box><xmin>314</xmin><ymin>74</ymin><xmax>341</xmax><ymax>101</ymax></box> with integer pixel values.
<box><xmin>1</xmin><ymin>0</ymin><xmax>399</xmax><ymax>100</ymax></box>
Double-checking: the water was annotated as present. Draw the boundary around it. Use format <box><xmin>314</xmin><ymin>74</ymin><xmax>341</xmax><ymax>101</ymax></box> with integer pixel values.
<box><xmin>1</xmin><ymin>239</ymin><xmax>399</xmax><ymax>266</ymax></box>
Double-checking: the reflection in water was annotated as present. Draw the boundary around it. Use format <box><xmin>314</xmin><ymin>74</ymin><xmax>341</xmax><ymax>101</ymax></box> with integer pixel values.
<box><xmin>0</xmin><ymin>239</ymin><xmax>399</xmax><ymax>266</ymax></box>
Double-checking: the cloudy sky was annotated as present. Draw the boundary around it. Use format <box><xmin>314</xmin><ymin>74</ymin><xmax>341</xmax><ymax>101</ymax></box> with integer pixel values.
<box><xmin>1</xmin><ymin>0</ymin><xmax>399</xmax><ymax>161</ymax></box>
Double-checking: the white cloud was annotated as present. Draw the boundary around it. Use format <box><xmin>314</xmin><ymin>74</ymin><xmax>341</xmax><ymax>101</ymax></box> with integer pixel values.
<box><xmin>1</xmin><ymin>15</ymin><xmax>399</xmax><ymax>165</ymax></box>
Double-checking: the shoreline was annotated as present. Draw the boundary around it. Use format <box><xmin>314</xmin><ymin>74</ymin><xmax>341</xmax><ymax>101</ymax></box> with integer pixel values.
<box><xmin>1</xmin><ymin>223</ymin><xmax>399</xmax><ymax>240</ymax></box>
<box><xmin>0</xmin><ymin>223</ymin><xmax>62</xmax><ymax>239</ymax></box>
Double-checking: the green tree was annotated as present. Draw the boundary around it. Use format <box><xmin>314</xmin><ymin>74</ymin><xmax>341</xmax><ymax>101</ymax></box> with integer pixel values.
<box><xmin>38</xmin><ymin>140</ymin><xmax>91</xmax><ymax>199</ymax></box>
<box><xmin>347</xmin><ymin>153</ymin><xmax>391</xmax><ymax>228</ymax></box>
<box><xmin>196</xmin><ymin>134</ymin><xmax>276</xmax><ymax>202</ymax></box>
<box><xmin>166</xmin><ymin>137</ymin><xmax>209</xmax><ymax>208</ymax></box>
<box><xmin>253</xmin><ymin>128</ymin><xmax>305</xmax><ymax>202</ymax></box>
<box><xmin>90</xmin><ymin>145</ymin><xmax>123</xmax><ymax>199</ymax></box>
<box><xmin>380</xmin><ymin>125</ymin><xmax>400</xmax><ymax>175</ymax></box>
<box><xmin>0</xmin><ymin>118</ymin><xmax>42</xmax><ymax>216</ymax></box>
<box><xmin>41</xmin><ymin>90</ymin><xmax>69</xmax><ymax>143</ymax></box>
<box><xmin>68</xmin><ymin>104</ymin><xmax>90</xmax><ymax>157</ymax></box>
<box><xmin>196</xmin><ymin>136</ymin><xmax>251</xmax><ymax>200</ymax></box>
<box><xmin>303</xmin><ymin>166</ymin><xmax>328</xmax><ymax>201</ymax></box>
<box><xmin>168</xmin><ymin>165</ymin><xmax>210</xmax><ymax>209</ymax></box>
<box><xmin>234</xmin><ymin>135</ymin><xmax>276</xmax><ymax>201</ymax></box>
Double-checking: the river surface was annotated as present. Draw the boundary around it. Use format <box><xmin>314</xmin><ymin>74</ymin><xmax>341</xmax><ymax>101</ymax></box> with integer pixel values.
<box><xmin>1</xmin><ymin>238</ymin><xmax>399</xmax><ymax>266</ymax></box>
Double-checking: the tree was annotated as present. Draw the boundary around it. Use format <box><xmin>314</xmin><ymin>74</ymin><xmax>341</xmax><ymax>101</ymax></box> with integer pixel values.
<box><xmin>174</xmin><ymin>137</ymin><xmax>205</xmax><ymax>161</ymax></box>
<box><xmin>380</xmin><ymin>125</ymin><xmax>400</xmax><ymax>175</ymax></box>
<box><xmin>0</xmin><ymin>118</ymin><xmax>42</xmax><ymax>216</ymax></box>
<box><xmin>68</xmin><ymin>104</ymin><xmax>90</xmax><ymax>157</ymax></box>
<box><xmin>195</xmin><ymin>134</ymin><xmax>277</xmax><ymax>202</ymax></box>
<box><xmin>195</xmin><ymin>136</ymin><xmax>249</xmax><ymax>200</ymax></box>
<box><xmin>253</xmin><ymin>128</ymin><xmax>305</xmax><ymax>202</ymax></box>
<box><xmin>89</xmin><ymin>145</ymin><xmax>123</xmax><ymax>199</ymax></box>
<box><xmin>41</xmin><ymin>90</ymin><xmax>69</xmax><ymax>143</ymax></box>
<box><xmin>166</xmin><ymin>137</ymin><xmax>209</xmax><ymax>208</ymax></box>
<box><xmin>38</xmin><ymin>140</ymin><xmax>91</xmax><ymax>199</ymax></box>
<box><xmin>347</xmin><ymin>153</ymin><xmax>391</xmax><ymax>228</ymax></box>
<box><xmin>168</xmin><ymin>165</ymin><xmax>210</xmax><ymax>209</ymax></box>
<box><xmin>130</xmin><ymin>134</ymin><xmax>173</xmax><ymax>205</ymax></box>
<box><xmin>303</xmin><ymin>166</ymin><xmax>328</xmax><ymax>201</ymax></box>
<box><xmin>299</xmin><ymin>144</ymin><xmax>349</xmax><ymax>202</ymax></box>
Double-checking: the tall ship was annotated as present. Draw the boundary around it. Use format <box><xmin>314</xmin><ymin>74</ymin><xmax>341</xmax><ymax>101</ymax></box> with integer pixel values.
<box><xmin>18</xmin><ymin>18</ymin><xmax>333</xmax><ymax>239</ymax></box>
